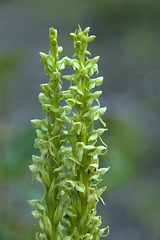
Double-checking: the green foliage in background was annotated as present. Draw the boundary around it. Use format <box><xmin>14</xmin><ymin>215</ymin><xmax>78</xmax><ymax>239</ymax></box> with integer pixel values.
<box><xmin>0</xmin><ymin>50</ymin><xmax>23</xmax><ymax>82</ymax></box>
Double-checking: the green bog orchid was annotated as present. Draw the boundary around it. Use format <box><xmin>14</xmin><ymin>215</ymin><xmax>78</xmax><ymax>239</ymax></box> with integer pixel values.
<box><xmin>29</xmin><ymin>26</ymin><xmax>109</xmax><ymax>240</ymax></box>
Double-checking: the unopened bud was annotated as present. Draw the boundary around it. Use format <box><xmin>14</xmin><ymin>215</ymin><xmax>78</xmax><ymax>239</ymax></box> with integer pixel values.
<box><xmin>38</xmin><ymin>93</ymin><xmax>48</xmax><ymax>104</ymax></box>
<box><xmin>49</xmin><ymin>27</ymin><xmax>57</xmax><ymax>39</ymax></box>
<box><xmin>58</xmin><ymin>46</ymin><xmax>63</xmax><ymax>54</ymax></box>
<box><xmin>81</xmin><ymin>35</ymin><xmax>87</xmax><ymax>44</ymax></box>
<box><xmin>75</xmin><ymin>41</ymin><xmax>81</xmax><ymax>50</ymax></box>
<box><xmin>88</xmin><ymin>35</ymin><xmax>96</xmax><ymax>43</ymax></box>
<box><xmin>70</xmin><ymin>33</ymin><xmax>77</xmax><ymax>39</ymax></box>
<box><xmin>83</xmin><ymin>27</ymin><xmax>90</xmax><ymax>35</ymax></box>
<box><xmin>50</xmin><ymin>39</ymin><xmax>57</xmax><ymax>47</ymax></box>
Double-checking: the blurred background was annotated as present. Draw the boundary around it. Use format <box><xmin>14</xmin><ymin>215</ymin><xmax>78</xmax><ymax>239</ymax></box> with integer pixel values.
<box><xmin>0</xmin><ymin>0</ymin><xmax>160</xmax><ymax>239</ymax></box>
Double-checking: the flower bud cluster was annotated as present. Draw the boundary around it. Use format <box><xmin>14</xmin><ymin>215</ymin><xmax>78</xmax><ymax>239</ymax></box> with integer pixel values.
<box><xmin>29</xmin><ymin>26</ymin><xmax>109</xmax><ymax>240</ymax></box>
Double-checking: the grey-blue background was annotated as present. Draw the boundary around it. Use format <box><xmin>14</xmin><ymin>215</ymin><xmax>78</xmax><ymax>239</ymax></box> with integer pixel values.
<box><xmin>0</xmin><ymin>0</ymin><xmax>160</xmax><ymax>239</ymax></box>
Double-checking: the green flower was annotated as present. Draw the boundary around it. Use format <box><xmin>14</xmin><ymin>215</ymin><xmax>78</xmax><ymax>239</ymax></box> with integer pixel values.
<box><xmin>29</xmin><ymin>26</ymin><xmax>109</xmax><ymax>240</ymax></box>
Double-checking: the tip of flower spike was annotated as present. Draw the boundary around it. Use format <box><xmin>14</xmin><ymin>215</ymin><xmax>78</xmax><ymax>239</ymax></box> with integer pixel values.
<box><xmin>88</xmin><ymin>35</ymin><xmax>96</xmax><ymax>43</ymax></box>
<box><xmin>49</xmin><ymin>27</ymin><xmax>57</xmax><ymax>38</ymax></box>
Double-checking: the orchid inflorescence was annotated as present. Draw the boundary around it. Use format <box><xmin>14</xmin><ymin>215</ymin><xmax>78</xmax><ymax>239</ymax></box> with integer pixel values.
<box><xmin>29</xmin><ymin>26</ymin><xmax>109</xmax><ymax>240</ymax></box>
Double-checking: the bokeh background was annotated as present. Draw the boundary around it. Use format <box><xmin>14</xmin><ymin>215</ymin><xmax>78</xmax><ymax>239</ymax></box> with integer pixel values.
<box><xmin>0</xmin><ymin>0</ymin><xmax>160</xmax><ymax>239</ymax></box>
